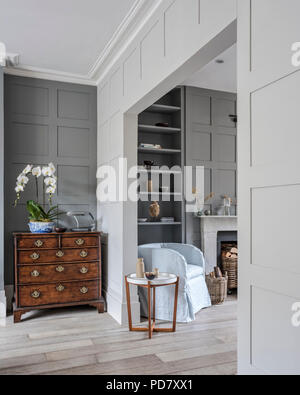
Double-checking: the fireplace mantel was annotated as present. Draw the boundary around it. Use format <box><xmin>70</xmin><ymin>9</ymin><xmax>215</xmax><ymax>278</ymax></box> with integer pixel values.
<box><xmin>196</xmin><ymin>216</ymin><xmax>238</xmax><ymax>273</ymax></box>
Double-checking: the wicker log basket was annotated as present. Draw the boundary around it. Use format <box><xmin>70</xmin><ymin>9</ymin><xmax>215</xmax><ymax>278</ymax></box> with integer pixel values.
<box><xmin>206</xmin><ymin>273</ymin><xmax>228</xmax><ymax>305</ymax></box>
<box><xmin>222</xmin><ymin>257</ymin><xmax>238</xmax><ymax>290</ymax></box>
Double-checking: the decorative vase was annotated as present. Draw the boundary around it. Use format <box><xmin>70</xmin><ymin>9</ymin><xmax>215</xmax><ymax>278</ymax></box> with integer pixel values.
<box><xmin>136</xmin><ymin>258</ymin><xmax>145</xmax><ymax>278</ymax></box>
<box><xmin>28</xmin><ymin>222</ymin><xmax>54</xmax><ymax>234</ymax></box>
<box><xmin>149</xmin><ymin>201</ymin><xmax>160</xmax><ymax>220</ymax></box>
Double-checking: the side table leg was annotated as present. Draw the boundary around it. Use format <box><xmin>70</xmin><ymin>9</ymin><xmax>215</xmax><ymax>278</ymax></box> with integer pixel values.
<box><xmin>125</xmin><ymin>276</ymin><xmax>133</xmax><ymax>331</ymax></box>
<box><xmin>172</xmin><ymin>278</ymin><xmax>179</xmax><ymax>332</ymax></box>
<box><xmin>148</xmin><ymin>282</ymin><xmax>152</xmax><ymax>339</ymax></box>
<box><xmin>153</xmin><ymin>286</ymin><xmax>156</xmax><ymax>325</ymax></box>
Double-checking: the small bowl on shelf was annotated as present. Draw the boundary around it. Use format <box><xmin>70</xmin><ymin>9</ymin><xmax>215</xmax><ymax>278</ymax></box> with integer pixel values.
<box><xmin>145</xmin><ymin>272</ymin><xmax>156</xmax><ymax>281</ymax></box>
<box><xmin>138</xmin><ymin>218</ymin><xmax>148</xmax><ymax>223</ymax></box>
<box><xmin>55</xmin><ymin>227</ymin><xmax>67</xmax><ymax>233</ymax></box>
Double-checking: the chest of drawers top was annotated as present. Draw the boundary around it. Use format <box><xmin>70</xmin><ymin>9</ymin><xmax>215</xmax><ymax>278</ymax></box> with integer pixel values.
<box><xmin>14</xmin><ymin>232</ymin><xmax>101</xmax><ymax>251</ymax></box>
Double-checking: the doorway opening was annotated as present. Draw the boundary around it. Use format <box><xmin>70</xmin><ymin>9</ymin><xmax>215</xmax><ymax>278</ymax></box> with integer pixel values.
<box><xmin>132</xmin><ymin>41</ymin><xmax>238</xmax><ymax>327</ymax></box>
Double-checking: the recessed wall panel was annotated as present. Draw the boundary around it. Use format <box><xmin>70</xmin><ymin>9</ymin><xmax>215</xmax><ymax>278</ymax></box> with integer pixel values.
<box><xmin>165</xmin><ymin>0</ymin><xmax>199</xmax><ymax>61</ymax></box>
<box><xmin>141</xmin><ymin>20</ymin><xmax>164</xmax><ymax>81</ymax></box>
<box><xmin>251</xmin><ymin>0</ymin><xmax>300</xmax><ymax>76</ymax></box>
<box><xmin>251</xmin><ymin>71</ymin><xmax>300</xmax><ymax>167</ymax></box>
<box><xmin>214</xmin><ymin>134</ymin><xmax>236</xmax><ymax>163</ymax></box>
<box><xmin>123</xmin><ymin>48</ymin><xmax>140</xmax><ymax>98</ymax></box>
<box><xmin>213</xmin><ymin>169</ymin><xmax>236</xmax><ymax>198</ymax></box>
<box><xmin>110</xmin><ymin>67</ymin><xmax>123</xmax><ymax>116</ymax></box>
<box><xmin>191</xmin><ymin>131</ymin><xmax>211</xmax><ymax>161</ymax></box>
<box><xmin>212</xmin><ymin>98</ymin><xmax>235</xmax><ymax>128</ymax></box>
<box><xmin>11</xmin><ymin>123</ymin><xmax>49</xmax><ymax>156</ymax></box>
<box><xmin>252</xmin><ymin>286</ymin><xmax>300</xmax><ymax>375</ymax></box>
<box><xmin>109</xmin><ymin>111</ymin><xmax>123</xmax><ymax>161</ymax></box>
<box><xmin>98</xmin><ymin>121</ymin><xmax>109</xmax><ymax>165</ymax></box>
<box><xmin>190</xmin><ymin>94</ymin><xmax>211</xmax><ymax>125</ymax></box>
<box><xmin>58</xmin><ymin>126</ymin><xmax>89</xmax><ymax>158</ymax></box>
<box><xmin>252</xmin><ymin>184</ymin><xmax>300</xmax><ymax>274</ymax></box>
<box><xmin>58</xmin><ymin>90</ymin><xmax>89</xmax><ymax>120</ymax></box>
<box><xmin>11</xmin><ymin>84</ymin><xmax>49</xmax><ymax>117</ymax></box>
<box><xmin>99</xmin><ymin>82</ymin><xmax>109</xmax><ymax>125</ymax></box>
<box><xmin>58</xmin><ymin>165</ymin><xmax>89</xmax><ymax>198</ymax></box>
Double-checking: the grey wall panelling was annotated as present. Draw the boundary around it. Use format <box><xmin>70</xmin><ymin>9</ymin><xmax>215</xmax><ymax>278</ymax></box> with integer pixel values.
<box><xmin>4</xmin><ymin>75</ymin><xmax>97</xmax><ymax>286</ymax></box>
<box><xmin>185</xmin><ymin>87</ymin><xmax>237</xmax><ymax>248</ymax></box>
<box><xmin>0</xmin><ymin>68</ymin><xmax>4</xmax><ymax>292</ymax></box>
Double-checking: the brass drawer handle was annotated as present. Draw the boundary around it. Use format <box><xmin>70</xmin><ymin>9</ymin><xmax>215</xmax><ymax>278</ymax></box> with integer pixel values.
<box><xmin>56</xmin><ymin>265</ymin><xmax>65</xmax><ymax>273</ymax></box>
<box><xmin>76</xmin><ymin>239</ymin><xmax>85</xmax><ymax>246</ymax></box>
<box><xmin>31</xmin><ymin>290</ymin><xmax>40</xmax><ymax>299</ymax></box>
<box><xmin>56</xmin><ymin>284</ymin><xmax>65</xmax><ymax>292</ymax></box>
<box><xmin>80</xmin><ymin>287</ymin><xmax>88</xmax><ymax>294</ymax></box>
<box><xmin>80</xmin><ymin>267</ymin><xmax>88</xmax><ymax>274</ymax></box>
<box><xmin>30</xmin><ymin>252</ymin><xmax>40</xmax><ymax>260</ymax></box>
<box><xmin>80</xmin><ymin>251</ymin><xmax>88</xmax><ymax>258</ymax></box>
<box><xmin>56</xmin><ymin>250</ymin><xmax>64</xmax><ymax>258</ymax></box>
<box><xmin>31</xmin><ymin>270</ymin><xmax>40</xmax><ymax>278</ymax></box>
<box><xmin>34</xmin><ymin>240</ymin><xmax>43</xmax><ymax>248</ymax></box>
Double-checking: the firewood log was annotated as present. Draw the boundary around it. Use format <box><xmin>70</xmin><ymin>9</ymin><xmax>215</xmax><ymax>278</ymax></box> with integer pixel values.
<box><xmin>214</xmin><ymin>267</ymin><xmax>223</xmax><ymax>278</ymax></box>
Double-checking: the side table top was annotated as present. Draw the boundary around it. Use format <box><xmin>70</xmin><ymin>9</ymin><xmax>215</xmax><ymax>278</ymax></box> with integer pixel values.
<box><xmin>126</xmin><ymin>273</ymin><xmax>177</xmax><ymax>286</ymax></box>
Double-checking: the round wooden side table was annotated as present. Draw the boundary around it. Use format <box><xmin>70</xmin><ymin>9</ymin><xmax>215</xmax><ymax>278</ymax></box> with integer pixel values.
<box><xmin>125</xmin><ymin>273</ymin><xmax>179</xmax><ymax>339</ymax></box>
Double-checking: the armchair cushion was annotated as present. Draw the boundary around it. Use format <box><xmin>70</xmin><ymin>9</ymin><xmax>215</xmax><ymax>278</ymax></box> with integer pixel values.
<box><xmin>187</xmin><ymin>264</ymin><xmax>204</xmax><ymax>280</ymax></box>
<box><xmin>162</xmin><ymin>243</ymin><xmax>206</xmax><ymax>272</ymax></box>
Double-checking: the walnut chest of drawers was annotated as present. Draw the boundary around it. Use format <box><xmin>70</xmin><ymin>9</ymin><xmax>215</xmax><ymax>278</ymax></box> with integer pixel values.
<box><xmin>13</xmin><ymin>232</ymin><xmax>104</xmax><ymax>323</ymax></box>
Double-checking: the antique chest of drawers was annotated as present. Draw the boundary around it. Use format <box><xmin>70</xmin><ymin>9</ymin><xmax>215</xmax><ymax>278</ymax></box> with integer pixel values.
<box><xmin>13</xmin><ymin>232</ymin><xmax>104</xmax><ymax>323</ymax></box>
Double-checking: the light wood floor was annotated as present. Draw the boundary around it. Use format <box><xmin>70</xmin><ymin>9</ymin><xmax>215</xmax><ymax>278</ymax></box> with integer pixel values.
<box><xmin>0</xmin><ymin>296</ymin><xmax>237</xmax><ymax>375</ymax></box>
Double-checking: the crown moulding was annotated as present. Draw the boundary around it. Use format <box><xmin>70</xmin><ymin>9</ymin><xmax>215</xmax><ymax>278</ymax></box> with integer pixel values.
<box><xmin>3</xmin><ymin>0</ymin><xmax>162</xmax><ymax>86</ymax></box>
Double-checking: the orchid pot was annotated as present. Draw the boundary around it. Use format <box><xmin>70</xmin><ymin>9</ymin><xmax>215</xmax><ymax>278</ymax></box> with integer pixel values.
<box><xmin>28</xmin><ymin>221</ymin><xmax>54</xmax><ymax>234</ymax></box>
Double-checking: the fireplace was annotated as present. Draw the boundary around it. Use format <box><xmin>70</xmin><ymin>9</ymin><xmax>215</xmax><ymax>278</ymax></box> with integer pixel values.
<box><xmin>217</xmin><ymin>231</ymin><xmax>238</xmax><ymax>269</ymax></box>
<box><xmin>198</xmin><ymin>216</ymin><xmax>238</xmax><ymax>274</ymax></box>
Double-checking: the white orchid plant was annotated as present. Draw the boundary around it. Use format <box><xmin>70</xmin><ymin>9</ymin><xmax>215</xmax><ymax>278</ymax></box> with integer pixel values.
<box><xmin>14</xmin><ymin>163</ymin><xmax>63</xmax><ymax>223</ymax></box>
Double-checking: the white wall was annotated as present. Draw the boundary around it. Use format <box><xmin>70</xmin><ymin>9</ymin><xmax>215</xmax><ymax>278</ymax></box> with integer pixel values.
<box><xmin>238</xmin><ymin>0</ymin><xmax>300</xmax><ymax>374</ymax></box>
<box><xmin>97</xmin><ymin>0</ymin><xmax>237</xmax><ymax>324</ymax></box>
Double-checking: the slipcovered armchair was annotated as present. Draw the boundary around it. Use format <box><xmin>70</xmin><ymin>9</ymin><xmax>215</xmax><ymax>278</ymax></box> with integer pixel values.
<box><xmin>138</xmin><ymin>243</ymin><xmax>211</xmax><ymax>323</ymax></box>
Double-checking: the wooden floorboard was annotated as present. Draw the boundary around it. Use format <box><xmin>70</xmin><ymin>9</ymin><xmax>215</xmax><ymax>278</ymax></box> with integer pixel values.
<box><xmin>0</xmin><ymin>296</ymin><xmax>237</xmax><ymax>375</ymax></box>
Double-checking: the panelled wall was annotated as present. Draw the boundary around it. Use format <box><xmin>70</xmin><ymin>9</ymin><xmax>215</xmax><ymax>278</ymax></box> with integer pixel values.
<box><xmin>238</xmin><ymin>0</ymin><xmax>300</xmax><ymax>374</ymax></box>
<box><xmin>185</xmin><ymin>87</ymin><xmax>237</xmax><ymax>248</ymax></box>
<box><xmin>97</xmin><ymin>0</ymin><xmax>237</xmax><ymax>324</ymax></box>
<box><xmin>0</xmin><ymin>68</ymin><xmax>5</xmax><ymax>317</ymax></box>
<box><xmin>4</xmin><ymin>76</ymin><xmax>97</xmax><ymax>288</ymax></box>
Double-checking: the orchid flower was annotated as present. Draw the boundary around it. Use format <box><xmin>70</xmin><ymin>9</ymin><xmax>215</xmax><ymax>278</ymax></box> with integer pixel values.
<box><xmin>32</xmin><ymin>166</ymin><xmax>42</xmax><ymax>178</ymax></box>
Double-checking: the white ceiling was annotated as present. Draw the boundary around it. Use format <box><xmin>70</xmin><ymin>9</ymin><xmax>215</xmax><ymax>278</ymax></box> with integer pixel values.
<box><xmin>183</xmin><ymin>44</ymin><xmax>237</xmax><ymax>93</ymax></box>
<box><xmin>0</xmin><ymin>0</ymin><xmax>136</xmax><ymax>76</ymax></box>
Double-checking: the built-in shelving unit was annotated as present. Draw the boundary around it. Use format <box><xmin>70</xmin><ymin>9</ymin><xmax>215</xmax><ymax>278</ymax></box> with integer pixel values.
<box><xmin>137</xmin><ymin>87</ymin><xmax>185</xmax><ymax>245</ymax></box>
